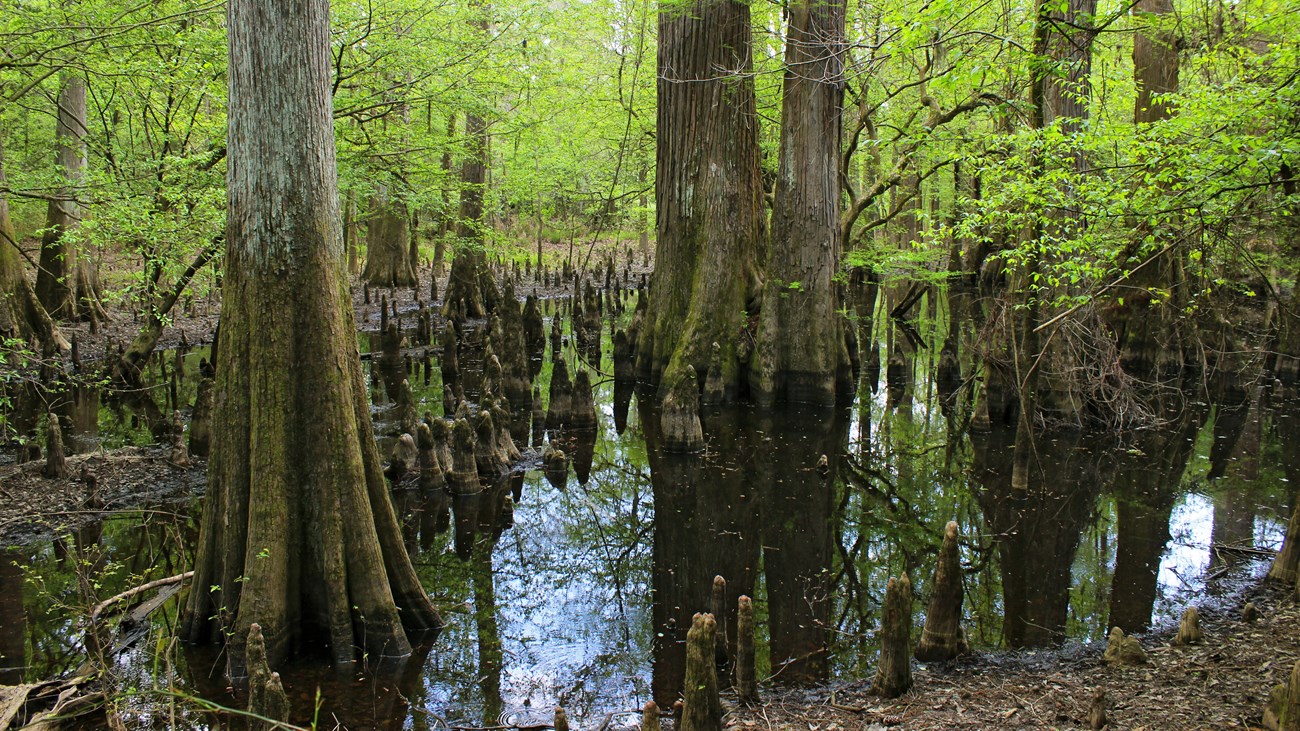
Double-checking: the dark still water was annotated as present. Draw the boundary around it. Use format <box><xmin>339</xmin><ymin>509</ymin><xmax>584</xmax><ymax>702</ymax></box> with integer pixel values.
<box><xmin>0</xmin><ymin>291</ymin><xmax>1290</xmax><ymax>729</ymax></box>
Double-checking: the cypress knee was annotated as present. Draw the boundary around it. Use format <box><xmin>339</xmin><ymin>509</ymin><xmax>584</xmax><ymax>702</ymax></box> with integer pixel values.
<box><xmin>387</xmin><ymin>433</ymin><xmax>418</xmax><ymax>483</ymax></box>
<box><xmin>543</xmin><ymin>443</ymin><xmax>568</xmax><ymax>490</ymax></box>
<box><xmin>710</xmin><ymin>575</ymin><xmax>730</xmax><ymax>671</ymax></box>
<box><xmin>736</xmin><ymin>595</ymin><xmax>758</xmax><ymax>704</ymax></box>
<box><xmin>247</xmin><ymin>623</ymin><xmax>290</xmax><ymax>730</ymax></box>
<box><xmin>170</xmin><ymin>410</ymin><xmax>191</xmax><ymax>467</ymax></box>
<box><xmin>915</xmin><ymin>521</ymin><xmax>968</xmax><ymax>662</ymax></box>
<box><xmin>416</xmin><ymin>423</ymin><xmax>446</xmax><ymax>493</ymax></box>
<box><xmin>1102</xmin><ymin>627</ymin><xmax>1147</xmax><ymax>666</ymax></box>
<box><xmin>43</xmin><ymin>412</ymin><xmax>67</xmax><ymax>479</ymax></box>
<box><xmin>1087</xmin><ymin>688</ymin><xmax>1106</xmax><ymax>731</ymax></box>
<box><xmin>449</xmin><ymin>418</ymin><xmax>479</xmax><ymax>494</ymax></box>
<box><xmin>681</xmin><ymin>613</ymin><xmax>722</xmax><ymax>731</ymax></box>
<box><xmin>1174</xmin><ymin>606</ymin><xmax>1202</xmax><ymax>646</ymax></box>
<box><xmin>872</xmin><ymin>574</ymin><xmax>913</xmax><ymax>698</ymax></box>
<box><xmin>642</xmin><ymin>701</ymin><xmax>661</xmax><ymax>731</ymax></box>
<box><xmin>474</xmin><ymin>410</ymin><xmax>509</xmax><ymax>478</ymax></box>
<box><xmin>1287</xmin><ymin>660</ymin><xmax>1300</xmax><ymax>731</ymax></box>
<box><xmin>703</xmin><ymin>342</ymin><xmax>725</xmax><ymax>406</ymax></box>
<box><xmin>661</xmin><ymin>365</ymin><xmax>704</xmax><ymax>453</ymax></box>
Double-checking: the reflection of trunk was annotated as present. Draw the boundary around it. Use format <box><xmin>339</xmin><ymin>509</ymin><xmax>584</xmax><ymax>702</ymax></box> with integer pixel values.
<box><xmin>35</xmin><ymin>76</ymin><xmax>106</xmax><ymax>325</ymax></box>
<box><xmin>643</xmin><ymin>397</ymin><xmax>760</xmax><ymax>707</ymax></box>
<box><xmin>975</xmin><ymin>427</ymin><xmax>1102</xmax><ymax>647</ymax></box>
<box><xmin>755</xmin><ymin>407</ymin><xmax>846</xmax><ymax>683</ymax></box>
<box><xmin>1268</xmin><ymin>394</ymin><xmax>1300</xmax><ymax>582</ymax></box>
<box><xmin>0</xmin><ymin>550</ymin><xmax>25</xmax><ymax>684</ymax></box>
<box><xmin>364</xmin><ymin>192</ymin><xmax>417</xmax><ymax>288</ymax></box>
<box><xmin>1108</xmin><ymin>393</ymin><xmax>1205</xmax><ymax>633</ymax></box>
<box><xmin>472</xmin><ymin>533</ymin><xmax>503</xmax><ymax>725</ymax></box>
<box><xmin>637</xmin><ymin>0</ymin><xmax>764</xmax><ymax>395</ymax></box>
<box><xmin>751</xmin><ymin>0</ymin><xmax>850</xmax><ymax>406</ymax></box>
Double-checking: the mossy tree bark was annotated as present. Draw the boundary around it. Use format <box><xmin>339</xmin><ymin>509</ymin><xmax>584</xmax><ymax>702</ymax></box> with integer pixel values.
<box><xmin>0</xmin><ymin>135</ymin><xmax>67</xmax><ymax>353</ymax></box>
<box><xmin>34</xmin><ymin>75</ymin><xmax>106</xmax><ymax>326</ymax></box>
<box><xmin>751</xmin><ymin>0</ymin><xmax>851</xmax><ymax>406</ymax></box>
<box><xmin>363</xmin><ymin>190</ymin><xmax>417</xmax><ymax>288</ymax></box>
<box><xmin>182</xmin><ymin>0</ymin><xmax>440</xmax><ymax>671</ymax></box>
<box><xmin>637</xmin><ymin>0</ymin><xmax>764</xmax><ymax>397</ymax></box>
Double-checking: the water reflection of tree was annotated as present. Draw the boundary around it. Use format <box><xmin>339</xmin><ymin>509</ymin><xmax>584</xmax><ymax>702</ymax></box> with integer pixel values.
<box><xmin>641</xmin><ymin>398</ymin><xmax>850</xmax><ymax>703</ymax></box>
<box><xmin>1108</xmin><ymin>385</ymin><xmax>1207</xmax><ymax>634</ymax></box>
<box><xmin>0</xmin><ymin>549</ymin><xmax>26</xmax><ymax>684</ymax></box>
<box><xmin>973</xmin><ymin>427</ymin><xmax>1105</xmax><ymax>648</ymax></box>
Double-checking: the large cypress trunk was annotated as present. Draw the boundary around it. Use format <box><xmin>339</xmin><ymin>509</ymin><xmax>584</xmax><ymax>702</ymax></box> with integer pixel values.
<box><xmin>637</xmin><ymin>0</ymin><xmax>764</xmax><ymax>397</ymax></box>
<box><xmin>750</xmin><ymin>0</ymin><xmax>850</xmax><ymax>406</ymax></box>
<box><xmin>34</xmin><ymin>75</ymin><xmax>105</xmax><ymax>325</ymax></box>
<box><xmin>182</xmin><ymin>0</ymin><xmax>440</xmax><ymax>671</ymax></box>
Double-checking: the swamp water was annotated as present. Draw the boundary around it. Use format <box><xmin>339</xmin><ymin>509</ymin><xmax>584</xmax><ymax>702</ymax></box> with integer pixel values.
<box><xmin>0</xmin><ymin>290</ymin><xmax>1290</xmax><ymax>730</ymax></box>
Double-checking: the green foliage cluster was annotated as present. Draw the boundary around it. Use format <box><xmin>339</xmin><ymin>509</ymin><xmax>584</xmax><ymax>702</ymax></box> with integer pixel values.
<box><xmin>3</xmin><ymin>0</ymin><xmax>1294</xmax><ymax>310</ymax></box>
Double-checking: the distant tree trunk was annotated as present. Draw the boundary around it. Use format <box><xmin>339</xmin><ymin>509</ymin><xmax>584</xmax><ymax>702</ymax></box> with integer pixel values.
<box><xmin>1041</xmin><ymin>0</ymin><xmax>1097</xmax><ymax>139</ymax></box>
<box><xmin>1008</xmin><ymin>0</ymin><xmax>1097</xmax><ymax>489</ymax></box>
<box><xmin>1113</xmin><ymin>0</ymin><xmax>1185</xmax><ymax>373</ymax></box>
<box><xmin>0</xmin><ymin>135</ymin><xmax>68</xmax><ymax>353</ymax></box>
<box><xmin>182</xmin><ymin>0</ymin><xmax>440</xmax><ymax>671</ymax></box>
<box><xmin>444</xmin><ymin>105</ymin><xmax>492</xmax><ymax>318</ymax></box>
<box><xmin>638</xmin><ymin>162</ymin><xmax>650</xmax><ymax>257</ymax></box>
<box><xmin>345</xmin><ymin>192</ymin><xmax>360</xmax><ymax>276</ymax></box>
<box><xmin>363</xmin><ymin>190</ymin><xmax>417</xmax><ymax>287</ymax></box>
<box><xmin>34</xmin><ymin>75</ymin><xmax>106</xmax><ymax>325</ymax></box>
<box><xmin>113</xmin><ymin>239</ymin><xmax>220</xmax><ymax>387</ymax></box>
<box><xmin>637</xmin><ymin>0</ymin><xmax>764</xmax><ymax>397</ymax></box>
<box><xmin>750</xmin><ymin>0</ymin><xmax>850</xmax><ymax>406</ymax></box>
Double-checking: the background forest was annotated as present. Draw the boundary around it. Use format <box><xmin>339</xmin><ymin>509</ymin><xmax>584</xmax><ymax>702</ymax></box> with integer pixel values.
<box><xmin>3</xmin><ymin>0</ymin><xmax>1300</xmax><ymax>729</ymax></box>
<box><xmin>0</xmin><ymin>0</ymin><xmax>1295</xmax><ymax>365</ymax></box>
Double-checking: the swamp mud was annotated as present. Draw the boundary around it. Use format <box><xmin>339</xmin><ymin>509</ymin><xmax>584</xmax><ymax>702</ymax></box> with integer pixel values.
<box><xmin>0</xmin><ymin>268</ymin><xmax>1292</xmax><ymax>730</ymax></box>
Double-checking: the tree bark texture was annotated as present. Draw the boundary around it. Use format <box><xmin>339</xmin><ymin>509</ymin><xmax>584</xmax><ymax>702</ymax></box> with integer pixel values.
<box><xmin>364</xmin><ymin>191</ymin><xmax>418</xmax><ymax>287</ymax></box>
<box><xmin>638</xmin><ymin>0</ymin><xmax>764</xmax><ymax>396</ymax></box>
<box><xmin>35</xmin><ymin>75</ymin><xmax>106</xmax><ymax>325</ymax></box>
<box><xmin>182</xmin><ymin>0</ymin><xmax>440</xmax><ymax>671</ymax></box>
<box><xmin>751</xmin><ymin>0</ymin><xmax>851</xmax><ymax>406</ymax></box>
<box><xmin>0</xmin><ymin>135</ymin><xmax>67</xmax><ymax>352</ymax></box>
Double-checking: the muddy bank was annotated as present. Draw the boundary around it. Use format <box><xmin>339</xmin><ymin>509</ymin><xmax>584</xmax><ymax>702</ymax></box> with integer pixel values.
<box><xmin>734</xmin><ymin>581</ymin><xmax>1290</xmax><ymax>730</ymax></box>
<box><xmin>0</xmin><ymin>446</ymin><xmax>204</xmax><ymax>544</ymax></box>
